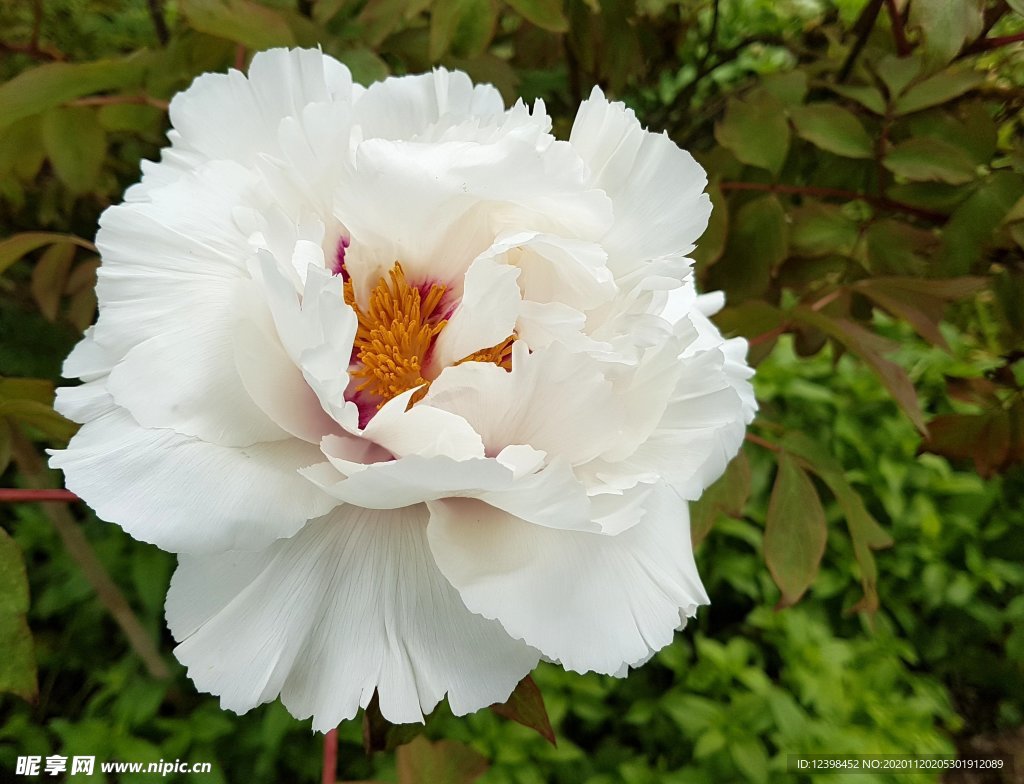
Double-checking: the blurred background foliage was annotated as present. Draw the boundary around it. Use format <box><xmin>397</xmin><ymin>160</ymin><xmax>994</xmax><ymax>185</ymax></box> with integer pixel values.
<box><xmin>1</xmin><ymin>0</ymin><xmax>1023</xmax><ymax>781</ymax></box>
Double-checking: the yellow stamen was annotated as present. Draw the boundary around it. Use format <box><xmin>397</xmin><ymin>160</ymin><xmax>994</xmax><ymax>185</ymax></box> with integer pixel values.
<box><xmin>345</xmin><ymin>263</ymin><xmax>447</xmax><ymax>404</ymax></box>
<box><xmin>345</xmin><ymin>262</ymin><xmax>515</xmax><ymax>409</ymax></box>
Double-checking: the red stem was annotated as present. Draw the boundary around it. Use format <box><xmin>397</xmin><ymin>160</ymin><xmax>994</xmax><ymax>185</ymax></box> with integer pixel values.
<box><xmin>745</xmin><ymin>432</ymin><xmax>781</xmax><ymax>452</ymax></box>
<box><xmin>322</xmin><ymin>728</ymin><xmax>338</xmax><ymax>784</ymax></box>
<box><xmin>0</xmin><ymin>488</ymin><xmax>79</xmax><ymax>503</ymax></box>
<box><xmin>884</xmin><ymin>0</ymin><xmax>910</xmax><ymax>55</ymax></box>
<box><xmin>974</xmin><ymin>32</ymin><xmax>1024</xmax><ymax>51</ymax></box>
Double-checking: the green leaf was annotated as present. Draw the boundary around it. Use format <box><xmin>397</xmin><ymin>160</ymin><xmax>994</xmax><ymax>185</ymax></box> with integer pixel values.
<box><xmin>730</xmin><ymin>737</ymin><xmax>770</xmax><ymax>784</ymax></box>
<box><xmin>490</xmin><ymin>675</ymin><xmax>556</xmax><ymax>746</ymax></box>
<box><xmin>504</xmin><ymin>0</ymin><xmax>569</xmax><ymax>32</ymax></box>
<box><xmin>894</xmin><ymin>69</ymin><xmax>985</xmax><ymax>115</ymax></box>
<box><xmin>180</xmin><ymin>0</ymin><xmax>297</xmax><ymax>49</ymax></box>
<box><xmin>0</xmin><ymin>528</ymin><xmax>37</xmax><ymax>701</ymax></box>
<box><xmin>97</xmin><ymin>103</ymin><xmax>164</xmax><ymax>133</ymax></box>
<box><xmin>30</xmin><ymin>243</ymin><xmax>76</xmax><ymax>322</ymax></box>
<box><xmin>860</xmin><ymin>219</ymin><xmax>937</xmax><ymax>275</ymax></box>
<box><xmin>692</xmin><ymin>179</ymin><xmax>727</xmax><ymax>269</ymax></box>
<box><xmin>875</xmin><ymin>55</ymin><xmax>921</xmax><ymax>99</ymax></box>
<box><xmin>908</xmin><ymin>0</ymin><xmax>984</xmax><ymax>68</ymax></box>
<box><xmin>396</xmin><ymin>736</ymin><xmax>489</xmax><ymax>784</ymax></box>
<box><xmin>790</xmin><ymin>202</ymin><xmax>860</xmax><ymax>257</ymax></box>
<box><xmin>884</xmin><ymin>137</ymin><xmax>977</xmax><ymax>185</ymax></box>
<box><xmin>0</xmin><ymin>116</ymin><xmax>46</xmax><ymax>181</ymax></box>
<box><xmin>707</xmin><ymin>195</ymin><xmax>788</xmax><ymax>301</ymax></box>
<box><xmin>0</xmin><ymin>57</ymin><xmax>145</xmax><ymax>134</ymax></box>
<box><xmin>0</xmin><ymin>232</ymin><xmax>95</xmax><ymax>277</ymax></box>
<box><xmin>790</xmin><ymin>103</ymin><xmax>874</xmax><ymax>159</ymax></box>
<box><xmin>42</xmin><ymin>106</ymin><xmax>107</xmax><ymax>195</ymax></box>
<box><xmin>827</xmin><ymin>83</ymin><xmax>886</xmax><ymax>115</ymax></box>
<box><xmin>691</xmin><ymin>452</ymin><xmax>751</xmax><ymax>545</ymax></box>
<box><xmin>714</xmin><ymin>92</ymin><xmax>790</xmax><ymax>175</ymax></box>
<box><xmin>333</xmin><ymin>48</ymin><xmax>390</xmax><ymax>86</ymax></box>
<box><xmin>764</xmin><ymin>453</ymin><xmax>827</xmax><ymax>608</ymax></box>
<box><xmin>431</xmin><ymin>0</ymin><xmax>497</xmax><ymax>60</ymax></box>
<box><xmin>792</xmin><ymin>306</ymin><xmax>927</xmax><ymax>434</ymax></box>
<box><xmin>940</xmin><ymin>172</ymin><xmax>1024</xmax><ymax>274</ymax></box>
<box><xmin>761</xmin><ymin>71</ymin><xmax>808</xmax><ymax>105</ymax></box>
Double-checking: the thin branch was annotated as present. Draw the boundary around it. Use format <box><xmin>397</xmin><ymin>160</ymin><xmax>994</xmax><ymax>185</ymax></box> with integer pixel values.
<box><xmin>147</xmin><ymin>0</ymin><xmax>170</xmax><ymax>45</ymax></box>
<box><xmin>0</xmin><ymin>39</ymin><xmax>63</xmax><ymax>61</ymax></box>
<box><xmin>9</xmin><ymin>426</ymin><xmax>171</xmax><ymax>681</ymax></box>
<box><xmin>745</xmin><ymin>432</ymin><xmax>782</xmax><ymax>452</ymax></box>
<box><xmin>67</xmin><ymin>94</ymin><xmax>170</xmax><ymax>111</ymax></box>
<box><xmin>0</xmin><ymin>488</ymin><xmax>79</xmax><ymax>503</ymax></box>
<box><xmin>719</xmin><ymin>180</ymin><xmax>947</xmax><ymax>222</ymax></box>
<box><xmin>322</xmin><ymin>728</ymin><xmax>338</xmax><ymax>784</ymax></box>
<box><xmin>883</xmin><ymin>0</ymin><xmax>910</xmax><ymax>56</ymax></box>
<box><xmin>749</xmin><ymin>322</ymin><xmax>789</xmax><ymax>347</ymax></box>
<box><xmin>838</xmin><ymin>0</ymin><xmax>885</xmax><ymax>83</ymax></box>
<box><xmin>809</xmin><ymin>288</ymin><xmax>843</xmax><ymax>312</ymax></box>
<box><xmin>968</xmin><ymin>32</ymin><xmax>1024</xmax><ymax>53</ymax></box>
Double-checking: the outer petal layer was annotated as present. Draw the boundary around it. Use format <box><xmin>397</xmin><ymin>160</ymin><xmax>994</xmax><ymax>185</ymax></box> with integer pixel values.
<box><xmin>426</xmin><ymin>484</ymin><xmax>708</xmax><ymax>675</ymax></box>
<box><xmin>49</xmin><ymin>398</ymin><xmax>335</xmax><ymax>554</ymax></box>
<box><xmin>167</xmin><ymin>504</ymin><xmax>539</xmax><ymax>728</ymax></box>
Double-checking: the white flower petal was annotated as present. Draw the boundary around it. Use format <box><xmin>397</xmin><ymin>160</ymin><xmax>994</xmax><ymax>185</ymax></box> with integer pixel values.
<box><xmin>49</xmin><ymin>403</ymin><xmax>336</xmax><ymax>553</ymax></box>
<box><xmin>423</xmin><ymin>343</ymin><xmax>623</xmax><ymax>465</ymax></box>
<box><xmin>168</xmin><ymin>48</ymin><xmax>354</xmax><ymax>166</ymax></box>
<box><xmin>358</xmin><ymin>390</ymin><xmax>484</xmax><ymax>459</ymax></box>
<box><xmin>62</xmin><ymin>328</ymin><xmax>115</xmax><ymax>382</ymax></box>
<box><xmin>93</xmin><ymin>161</ymin><xmax>257</xmax><ymax>358</ymax></box>
<box><xmin>427</xmin><ymin>484</ymin><xmax>708</xmax><ymax>675</ymax></box>
<box><xmin>570</xmin><ymin>88</ymin><xmax>711</xmax><ymax>275</ymax></box>
<box><xmin>234</xmin><ymin>285</ymin><xmax>342</xmax><ymax>444</ymax></box>
<box><xmin>429</xmin><ymin>256</ymin><xmax>521</xmax><ymax>371</ymax></box>
<box><xmin>167</xmin><ymin>504</ymin><xmax>538</xmax><ymax>729</ymax></box>
<box><xmin>352</xmin><ymin>68</ymin><xmax>506</xmax><ymax>142</ymax></box>
<box><xmin>105</xmin><ymin>280</ymin><xmax>290</xmax><ymax>447</ymax></box>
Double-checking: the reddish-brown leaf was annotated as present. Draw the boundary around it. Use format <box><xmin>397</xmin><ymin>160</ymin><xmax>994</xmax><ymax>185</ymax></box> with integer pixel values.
<box><xmin>489</xmin><ymin>675</ymin><xmax>556</xmax><ymax>746</ymax></box>
<box><xmin>691</xmin><ymin>451</ymin><xmax>752</xmax><ymax>546</ymax></box>
<box><xmin>396</xmin><ymin>736</ymin><xmax>488</xmax><ymax>784</ymax></box>
<box><xmin>924</xmin><ymin>410</ymin><xmax>1012</xmax><ymax>478</ymax></box>
<box><xmin>793</xmin><ymin>306</ymin><xmax>927</xmax><ymax>435</ymax></box>
<box><xmin>764</xmin><ymin>453</ymin><xmax>827</xmax><ymax>608</ymax></box>
<box><xmin>781</xmin><ymin>433</ymin><xmax>892</xmax><ymax>613</ymax></box>
<box><xmin>854</xmin><ymin>276</ymin><xmax>987</xmax><ymax>349</ymax></box>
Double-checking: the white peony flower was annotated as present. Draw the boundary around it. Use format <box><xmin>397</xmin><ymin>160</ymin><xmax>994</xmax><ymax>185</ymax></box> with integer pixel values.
<box><xmin>50</xmin><ymin>48</ymin><xmax>756</xmax><ymax>731</ymax></box>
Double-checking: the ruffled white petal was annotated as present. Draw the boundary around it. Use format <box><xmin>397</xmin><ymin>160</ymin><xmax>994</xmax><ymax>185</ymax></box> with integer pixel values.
<box><xmin>49</xmin><ymin>397</ymin><xmax>336</xmax><ymax>554</ymax></box>
<box><xmin>427</xmin><ymin>484</ymin><xmax>708</xmax><ymax>675</ymax></box>
<box><xmin>167</xmin><ymin>48</ymin><xmax>355</xmax><ymax>168</ymax></box>
<box><xmin>167</xmin><ymin>504</ymin><xmax>539</xmax><ymax>729</ymax></box>
<box><xmin>570</xmin><ymin>88</ymin><xmax>711</xmax><ymax>276</ymax></box>
<box><xmin>351</xmin><ymin>68</ymin><xmax>506</xmax><ymax>142</ymax></box>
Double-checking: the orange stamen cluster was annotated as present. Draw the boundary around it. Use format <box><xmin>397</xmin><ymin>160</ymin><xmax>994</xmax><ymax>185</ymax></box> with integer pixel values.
<box><xmin>456</xmin><ymin>334</ymin><xmax>515</xmax><ymax>371</ymax></box>
<box><xmin>344</xmin><ymin>263</ymin><xmax>448</xmax><ymax>404</ymax></box>
<box><xmin>345</xmin><ymin>261</ymin><xmax>516</xmax><ymax>410</ymax></box>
